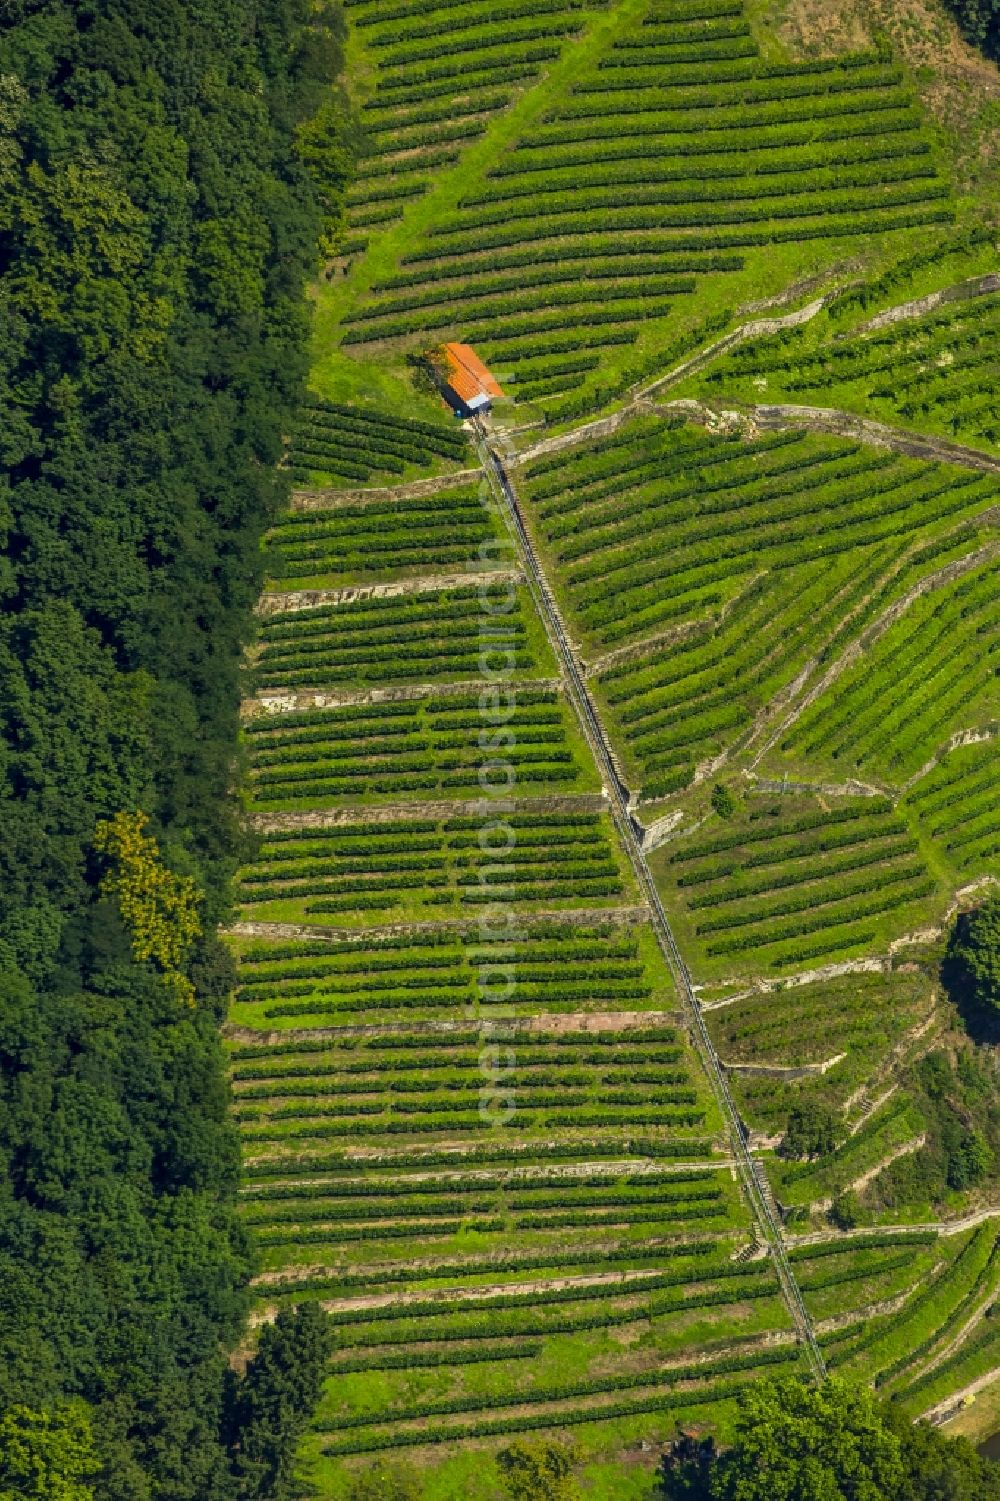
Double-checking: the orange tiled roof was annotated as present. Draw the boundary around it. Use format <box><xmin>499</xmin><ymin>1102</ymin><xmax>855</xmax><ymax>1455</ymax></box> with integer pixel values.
<box><xmin>444</xmin><ymin>359</ymin><xmax>486</xmax><ymax>406</ymax></box>
<box><xmin>443</xmin><ymin>343</ymin><xmax>505</xmax><ymax>402</ymax></box>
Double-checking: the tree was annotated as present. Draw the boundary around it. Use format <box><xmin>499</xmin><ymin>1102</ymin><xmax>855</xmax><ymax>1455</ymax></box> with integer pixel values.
<box><xmin>711</xmin><ymin>783</ymin><xmax>736</xmax><ymax>819</ymax></box>
<box><xmin>0</xmin><ymin>1</ymin><xmax>353</xmax><ymax>1494</ymax></box>
<box><xmin>226</xmin><ymin>1304</ymin><xmax>334</xmax><ymax>1500</ymax></box>
<box><xmin>949</xmin><ymin>896</ymin><xmax>1000</xmax><ymax>1011</ymax></box>
<box><xmin>888</xmin><ymin>1401</ymin><xmax>1000</xmax><ymax>1500</ymax></box>
<box><xmin>0</xmin><ymin>1404</ymin><xmax>100</xmax><ymax>1501</ymax></box>
<box><xmin>346</xmin><ymin>1464</ymin><xmax>422</xmax><ymax>1500</ymax></box>
<box><xmin>657</xmin><ymin>1378</ymin><xmax>1000</xmax><ymax>1500</ymax></box>
<box><xmin>710</xmin><ymin>1378</ymin><xmax>904</xmax><ymax>1500</ymax></box>
<box><xmin>496</xmin><ymin>1439</ymin><xmax>581</xmax><ymax>1501</ymax></box>
<box><xmin>944</xmin><ymin>1122</ymin><xmax>991</xmax><ymax>1190</ymax></box>
<box><xmin>93</xmin><ymin>811</ymin><xmax>202</xmax><ymax>1008</ymax></box>
<box><xmin>829</xmin><ymin>1191</ymin><xmax>861</xmax><ymax>1230</ymax></box>
<box><xmin>658</xmin><ymin>1432</ymin><xmax>717</xmax><ymax>1499</ymax></box>
<box><xmin>942</xmin><ymin>0</ymin><xmax>1000</xmax><ymax>59</ymax></box>
<box><xmin>781</xmin><ymin>1102</ymin><xmax>839</xmax><ymax>1161</ymax></box>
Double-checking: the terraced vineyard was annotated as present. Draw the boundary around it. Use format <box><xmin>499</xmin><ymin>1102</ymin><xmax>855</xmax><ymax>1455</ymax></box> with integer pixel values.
<box><xmin>244</xmin><ymin>686</ymin><xmax>597</xmax><ymax>809</ymax></box>
<box><xmin>230</xmin><ymin>451</ymin><xmax>801</xmax><ymax>1491</ymax></box>
<box><xmin>252</xmin><ymin>579</ymin><xmax>553</xmax><ymax>692</ymax></box>
<box><xmin>904</xmin><ymin>739</ymin><xmax>1000</xmax><ymax>875</ymax></box>
<box><xmin>263</xmin><ymin>482</ymin><xmax>490</xmax><ymax>588</ymax></box>
<box><xmin>704</xmin><ymin>969</ymin><xmax>933</xmax><ymax>1137</ymax></box>
<box><xmin>701</xmin><ymin>253</ymin><xmax>1000</xmax><ymax>450</ymax></box>
<box><xmin>804</xmin><ymin>1224</ymin><xmax>1000</xmax><ymax>1396</ymax></box>
<box><xmin>518</xmin><ymin>415</ymin><xmax>999</xmax><ymax>797</ymax></box>
<box><xmin>342</xmin><ymin>0</ymin><xmax>614</xmax><ymax>243</ymax></box>
<box><xmin>236</xmin><ymin>809</ymin><xmax>634</xmax><ymax>923</ymax></box>
<box><xmin>650</xmin><ymin>795</ymin><xmax>936</xmax><ymax>972</ymax></box>
<box><xmin>286</xmin><ymin>399</ymin><xmax>469</xmax><ymax>486</ymax></box>
<box><xmin>314</xmin><ymin>0</ymin><xmax>963</xmax><ymax>425</ymax></box>
<box><xmin>227</xmin><ymin>0</ymin><xmax>1000</xmax><ymax>1490</ymax></box>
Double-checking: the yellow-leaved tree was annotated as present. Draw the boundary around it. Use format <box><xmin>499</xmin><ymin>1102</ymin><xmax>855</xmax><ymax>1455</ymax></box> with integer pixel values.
<box><xmin>93</xmin><ymin>811</ymin><xmax>201</xmax><ymax>1007</ymax></box>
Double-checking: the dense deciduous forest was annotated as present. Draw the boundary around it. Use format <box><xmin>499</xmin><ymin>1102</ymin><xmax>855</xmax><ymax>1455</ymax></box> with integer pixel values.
<box><xmin>0</xmin><ymin>1</ymin><xmax>351</xmax><ymax>1494</ymax></box>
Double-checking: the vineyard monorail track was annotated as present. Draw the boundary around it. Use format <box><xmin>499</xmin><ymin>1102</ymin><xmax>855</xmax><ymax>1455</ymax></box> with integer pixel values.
<box><xmin>472</xmin><ymin>418</ymin><xmax>826</xmax><ymax>1380</ymax></box>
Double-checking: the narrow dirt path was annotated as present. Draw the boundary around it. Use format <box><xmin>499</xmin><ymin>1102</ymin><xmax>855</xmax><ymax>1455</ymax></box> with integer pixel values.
<box><xmin>922</xmin><ymin>1366</ymin><xmax>1000</xmax><ymax>1426</ymax></box>
<box><xmin>722</xmin><ymin>1053</ymin><xmax>847</xmax><ymax>1081</ymax></box>
<box><xmin>586</xmin><ymin>617</ymin><xmax>709</xmax><ymax>679</ymax></box>
<box><xmin>239</xmin><ymin>1157</ymin><xmax>737</xmax><ymax>1196</ymax></box>
<box><xmin>257</xmin><ymin>567</ymin><xmax>522</xmax><ymax>616</ymax></box>
<box><xmin>703</xmin><ymin>955</ymin><xmax>890</xmax><ymax>1005</ymax></box>
<box><xmin>244</xmin><ymin>675</ymin><xmax>561</xmax><ymax>718</ymax></box>
<box><xmin>901</xmin><ymin>724</ymin><xmax>999</xmax><ymax>792</ymax></box>
<box><xmin>842</xmin><ymin>1006</ymin><xmax>940</xmax><ymax>1123</ymax></box>
<box><xmin>516</xmin><ymin>285</ymin><xmax>847</xmax><ymax>467</ymax></box>
<box><xmin>291</xmin><ymin>468</ymin><xmax>482</xmax><ymax>510</ymax></box>
<box><xmin>251</xmin><ymin>1241</ymin><xmax>752</xmax><ymax>1319</ymax></box>
<box><xmin>847</xmin><ymin>1085</ymin><xmax>900</xmax><ymax>1138</ymax></box>
<box><xmin>899</xmin><ymin>1285</ymin><xmax>999</xmax><ymax>1395</ymax></box>
<box><xmin>249</xmin><ymin>791</ymin><xmax>608</xmax><ymax>832</ymax></box>
<box><xmin>252</xmin><ymin>1222</ymin><xmax>728</xmax><ymax>1291</ymax></box>
<box><xmin>815</xmin><ymin>1285</ymin><xmax>928</xmax><ymax>1336</ymax></box>
<box><xmin>226</xmin><ymin>1006</ymin><xmax>682</xmax><ymax>1053</ymax></box>
<box><xmin>750</xmin><ymin>404</ymin><xmax>1000</xmax><ymax>475</ymax></box>
<box><xmin>808</xmin><ymin>1135</ymin><xmax>928</xmax><ymax>1215</ymax></box>
<box><xmin>788</xmin><ymin>1204</ymin><xmax>1000</xmax><ymax>1248</ymax></box>
<box><xmin>226</xmin><ymin>903</ymin><xmax>651</xmax><ymax>946</ymax></box>
<box><xmin>747</xmin><ymin>773</ymin><xmax>889</xmax><ymax>799</ymax></box>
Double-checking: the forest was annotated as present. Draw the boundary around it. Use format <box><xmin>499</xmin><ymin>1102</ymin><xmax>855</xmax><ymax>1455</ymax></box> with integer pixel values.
<box><xmin>4</xmin><ymin>0</ymin><xmax>1000</xmax><ymax>1497</ymax></box>
<box><xmin>0</xmin><ymin>1</ymin><xmax>351</xmax><ymax>1495</ymax></box>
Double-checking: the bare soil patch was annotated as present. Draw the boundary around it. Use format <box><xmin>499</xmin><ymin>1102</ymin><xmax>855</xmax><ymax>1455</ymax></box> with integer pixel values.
<box><xmin>772</xmin><ymin>0</ymin><xmax>1000</xmax><ymax>203</ymax></box>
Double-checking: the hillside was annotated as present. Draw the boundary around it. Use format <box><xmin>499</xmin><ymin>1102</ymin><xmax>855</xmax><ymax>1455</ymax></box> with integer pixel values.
<box><xmin>225</xmin><ymin>1</ymin><xmax>1000</xmax><ymax>1497</ymax></box>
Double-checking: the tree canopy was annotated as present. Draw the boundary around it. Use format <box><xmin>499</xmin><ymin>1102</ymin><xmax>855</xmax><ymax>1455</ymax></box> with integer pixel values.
<box><xmin>497</xmin><ymin>1440</ymin><xmax>582</xmax><ymax>1501</ymax></box>
<box><xmin>949</xmin><ymin>895</ymin><xmax>1000</xmax><ymax>1012</ymax></box>
<box><xmin>225</xmin><ymin>1305</ymin><xmax>334</xmax><ymax>1501</ymax></box>
<box><xmin>658</xmin><ymin>1377</ymin><xmax>1000</xmax><ymax>1501</ymax></box>
<box><xmin>781</xmin><ymin>1102</ymin><xmax>840</xmax><ymax>1161</ymax></box>
<box><xmin>0</xmin><ymin>1</ymin><xmax>352</xmax><ymax>1494</ymax></box>
<box><xmin>0</xmin><ymin>1404</ymin><xmax>99</xmax><ymax>1501</ymax></box>
<box><xmin>942</xmin><ymin>0</ymin><xmax>1000</xmax><ymax>59</ymax></box>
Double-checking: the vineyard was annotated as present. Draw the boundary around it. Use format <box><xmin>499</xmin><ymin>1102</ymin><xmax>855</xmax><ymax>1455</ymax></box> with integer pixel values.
<box><xmin>705</xmin><ymin>969</ymin><xmax>933</xmax><ymax>1135</ymax></box>
<box><xmin>286</xmin><ymin>398</ymin><xmax>469</xmax><ymax>486</ymax></box>
<box><xmin>230</xmin><ymin>398</ymin><xmax>798</xmax><ymax>1488</ymax></box>
<box><xmin>236</xmin><ymin>809</ymin><xmax>635</xmax><ymax>923</ymax></box>
<box><xmin>904</xmin><ymin>739</ymin><xmax>1000</xmax><ymax>876</ymax></box>
<box><xmin>244</xmin><ymin>686</ymin><xmax>598</xmax><ymax>809</ymax></box>
<box><xmin>227</xmin><ymin>0</ymin><xmax>1000</xmax><ymax>1491</ymax></box>
<box><xmin>251</xmin><ymin>580</ymin><xmax>554</xmax><ymax>692</ymax></box>
<box><xmin>309</xmin><ymin>0</ymin><xmax>963</xmax><ymax>424</ymax></box>
<box><xmin>649</xmin><ymin>795</ymin><xmax>938</xmax><ymax>973</ymax></box>
<box><xmin>516</xmin><ymin>413</ymin><xmax>1000</xmax><ymax>799</ymax></box>
<box><xmin>341</xmin><ymin>0</ymin><xmax>612</xmax><ymax>244</ymax></box>
<box><xmin>263</xmin><ymin>482</ymin><xmax>494</xmax><ymax>588</ymax></box>
<box><xmin>699</xmin><ymin>249</ymin><xmax>1000</xmax><ymax>450</ymax></box>
<box><xmin>802</xmin><ymin>1224</ymin><xmax>1000</xmax><ymax>1399</ymax></box>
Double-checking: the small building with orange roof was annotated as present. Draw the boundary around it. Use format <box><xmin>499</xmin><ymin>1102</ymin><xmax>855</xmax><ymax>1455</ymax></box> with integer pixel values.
<box><xmin>438</xmin><ymin>343</ymin><xmax>505</xmax><ymax>417</ymax></box>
